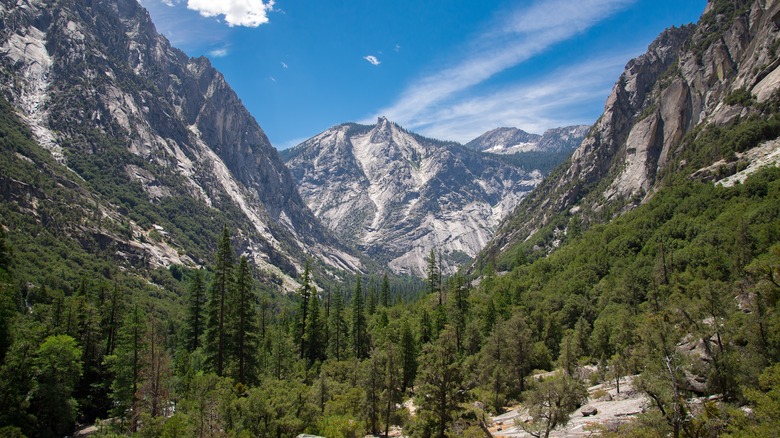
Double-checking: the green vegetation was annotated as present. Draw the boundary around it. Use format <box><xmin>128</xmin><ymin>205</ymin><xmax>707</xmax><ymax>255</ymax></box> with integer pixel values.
<box><xmin>2</xmin><ymin>164</ymin><xmax>778</xmax><ymax>436</ymax></box>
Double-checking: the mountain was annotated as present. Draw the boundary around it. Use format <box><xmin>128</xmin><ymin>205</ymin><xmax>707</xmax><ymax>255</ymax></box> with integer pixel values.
<box><xmin>465</xmin><ymin>125</ymin><xmax>590</xmax><ymax>155</ymax></box>
<box><xmin>282</xmin><ymin>118</ymin><xmax>540</xmax><ymax>276</ymax></box>
<box><xmin>0</xmin><ymin>0</ymin><xmax>361</xmax><ymax>288</ymax></box>
<box><xmin>479</xmin><ymin>0</ymin><xmax>780</xmax><ymax>269</ymax></box>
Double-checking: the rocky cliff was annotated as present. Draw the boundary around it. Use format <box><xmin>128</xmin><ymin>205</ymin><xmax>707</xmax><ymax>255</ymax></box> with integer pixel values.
<box><xmin>0</xmin><ymin>0</ymin><xmax>361</xmax><ymax>286</ymax></box>
<box><xmin>480</xmin><ymin>0</ymin><xmax>780</xmax><ymax>266</ymax></box>
<box><xmin>283</xmin><ymin>118</ymin><xmax>540</xmax><ymax>276</ymax></box>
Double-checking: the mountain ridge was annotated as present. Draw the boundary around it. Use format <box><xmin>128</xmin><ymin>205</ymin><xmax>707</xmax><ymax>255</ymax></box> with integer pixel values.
<box><xmin>478</xmin><ymin>0</ymin><xmax>780</xmax><ymax>271</ymax></box>
<box><xmin>284</xmin><ymin>117</ymin><xmax>541</xmax><ymax>276</ymax></box>
<box><xmin>0</xmin><ymin>0</ymin><xmax>363</xmax><ymax>288</ymax></box>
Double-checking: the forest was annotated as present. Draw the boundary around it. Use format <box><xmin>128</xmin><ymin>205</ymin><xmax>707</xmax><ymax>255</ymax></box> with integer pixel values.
<box><xmin>1</xmin><ymin>161</ymin><xmax>780</xmax><ymax>437</ymax></box>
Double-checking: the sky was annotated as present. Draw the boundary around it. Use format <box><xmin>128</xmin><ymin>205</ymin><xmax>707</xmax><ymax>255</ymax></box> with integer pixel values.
<box><xmin>138</xmin><ymin>0</ymin><xmax>708</xmax><ymax>149</ymax></box>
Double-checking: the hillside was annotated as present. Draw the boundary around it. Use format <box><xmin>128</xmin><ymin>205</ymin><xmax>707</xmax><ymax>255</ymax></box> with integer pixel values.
<box><xmin>478</xmin><ymin>0</ymin><xmax>780</xmax><ymax>271</ymax></box>
<box><xmin>0</xmin><ymin>0</ymin><xmax>361</xmax><ymax>291</ymax></box>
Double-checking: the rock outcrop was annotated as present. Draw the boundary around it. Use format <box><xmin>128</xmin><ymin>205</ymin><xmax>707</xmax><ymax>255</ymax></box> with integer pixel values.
<box><xmin>283</xmin><ymin>118</ymin><xmax>540</xmax><ymax>276</ymax></box>
<box><xmin>480</xmin><ymin>0</ymin><xmax>780</xmax><ymax>265</ymax></box>
<box><xmin>0</xmin><ymin>0</ymin><xmax>362</xmax><ymax>284</ymax></box>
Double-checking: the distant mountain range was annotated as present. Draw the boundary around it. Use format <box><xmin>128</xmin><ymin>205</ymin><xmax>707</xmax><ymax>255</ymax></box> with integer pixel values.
<box><xmin>465</xmin><ymin>125</ymin><xmax>590</xmax><ymax>155</ymax></box>
<box><xmin>282</xmin><ymin>118</ymin><xmax>561</xmax><ymax>276</ymax></box>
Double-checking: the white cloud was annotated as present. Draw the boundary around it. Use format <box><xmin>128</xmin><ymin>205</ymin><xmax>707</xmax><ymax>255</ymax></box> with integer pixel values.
<box><xmin>407</xmin><ymin>54</ymin><xmax>631</xmax><ymax>142</ymax></box>
<box><xmin>187</xmin><ymin>0</ymin><xmax>275</xmax><ymax>27</ymax></box>
<box><xmin>363</xmin><ymin>55</ymin><xmax>381</xmax><ymax>66</ymax></box>
<box><xmin>372</xmin><ymin>0</ymin><xmax>635</xmax><ymax>138</ymax></box>
<box><xmin>209</xmin><ymin>48</ymin><xmax>229</xmax><ymax>57</ymax></box>
<box><xmin>281</xmin><ymin>62</ymin><xmax>289</xmax><ymax>69</ymax></box>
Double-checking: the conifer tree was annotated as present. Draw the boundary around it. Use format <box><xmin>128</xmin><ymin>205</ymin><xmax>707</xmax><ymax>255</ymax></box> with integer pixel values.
<box><xmin>303</xmin><ymin>287</ymin><xmax>324</xmax><ymax>366</ymax></box>
<box><xmin>231</xmin><ymin>256</ymin><xmax>258</xmax><ymax>384</ymax></box>
<box><xmin>400</xmin><ymin>319</ymin><xmax>418</xmax><ymax>393</ymax></box>
<box><xmin>186</xmin><ymin>269</ymin><xmax>206</xmax><ymax>352</ymax></box>
<box><xmin>296</xmin><ymin>261</ymin><xmax>312</xmax><ymax>359</ymax></box>
<box><xmin>206</xmin><ymin>227</ymin><xmax>234</xmax><ymax>376</ymax></box>
<box><xmin>328</xmin><ymin>288</ymin><xmax>348</xmax><ymax>361</ymax></box>
<box><xmin>380</xmin><ymin>273</ymin><xmax>391</xmax><ymax>308</ymax></box>
<box><xmin>352</xmin><ymin>275</ymin><xmax>368</xmax><ymax>359</ymax></box>
<box><xmin>416</xmin><ymin>327</ymin><xmax>463</xmax><ymax>438</ymax></box>
<box><xmin>108</xmin><ymin>305</ymin><xmax>145</xmax><ymax>432</ymax></box>
<box><xmin>426</xmin><ymin>249</ymin><xmax>441</xmax><ymax>305</ymax></box>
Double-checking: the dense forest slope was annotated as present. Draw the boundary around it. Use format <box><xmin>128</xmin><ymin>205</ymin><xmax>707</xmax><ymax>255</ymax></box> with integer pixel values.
<box><xmin>479</xmin><ymin>0</ymin><xmax>780</xmax><ymax>271</ymax></box>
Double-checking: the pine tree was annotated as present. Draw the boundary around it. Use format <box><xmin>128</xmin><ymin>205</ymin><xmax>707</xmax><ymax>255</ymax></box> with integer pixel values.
<box><xmin>419</xmin><ymin>308</ymin><xmax>433</xmax><ymax>345</ymax></box>
<box><xmin>186</xmin><ymin>269</ymin><xmax>206</xmax><ymax>352</ymax></box>
<box><xmin>231</xmin><ymin>256</ymin><xmax>258</xmax><ymax>385</ymax></box>
<box><xmin>380</xmin><ymin>273</ymin><xmax>391</xmax><ymax>308</ymax></box>
<box><xmin>205</xmin><ymin>227</ymin><xmax>234</xmax><ymax>376</ymax></box>
<box><xmin>303</xmin><ymin>287</ymin><xmax>324</xmax><ymax>366</ymax></box>
<box><xmin>400</xmin><ymin>319</ymin><xmax>418</xmax><ymax>393</ymax></box>
<box><xmin>328</xmin><ymin>288</ymin><xmax>348</xmax><ymax>361</ymax></box>
<box><xmin>108</xmin><ymin>305</ymin><xmax>145</xmax><ymax>432</ymax></box>
<box><xmin>352</xmin><ymin>275</ymin><xmax>368</xmax><ymax>359</ymax></box>
<box><xmin>416</xmin><ymin>327</ymin><xmax>463</xmax><ymax>438</ymax></box>
<box><xmin>426</xmin><ymin>249</ymin><xmax>441</xmax><ymax>305</ymax></box>
<box><xmin>296</xmin><ymin>261</ymin><xmax>312</xmax><ymax>360</ymax></box>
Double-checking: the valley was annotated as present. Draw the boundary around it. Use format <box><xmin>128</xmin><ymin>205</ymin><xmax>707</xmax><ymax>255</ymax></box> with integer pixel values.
<box><xmin>1</xmin><ymin>0</ymin><xmax>780</xmax><ymax>437</ymax></box>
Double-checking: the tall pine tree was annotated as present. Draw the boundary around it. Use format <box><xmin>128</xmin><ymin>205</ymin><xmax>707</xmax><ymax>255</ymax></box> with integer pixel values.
<box><xmin>296</xmin><ymin>261</ymin><xmax>312</xmax><ymax>360</ymax></box>
<box><xmin>327</xmin><ymin>288</ymin><xmax>348</xmax><ymax>361</ymax></box>
<box><xmin>352</xmin><ymin>275</ymin><xmax>368</xmax><ymax>359</ymax></box>
<box><xmin>206</xmin><ymin>227</ymin><xmax>234</xmax><ymax>376</ymax></box>
<box><xmin>231</xmin><ymin>256</ymin><xmax>258</xmax><ymax>385</ymax></box>
<box><xmin>303</xmin><ymin>288</ymin><xmax>324</xmax><ymax>366</ymax></box>
<box><xmin>186</xmin><ymin>269</ymin><xmax>206</xmax><ymax>352</ymax></box>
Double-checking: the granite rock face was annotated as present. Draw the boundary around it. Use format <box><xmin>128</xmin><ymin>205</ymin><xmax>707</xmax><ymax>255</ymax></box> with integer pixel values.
<box><xmin>482</xmin><ymin>0</ymin><xmax>780</xmax><ymax>261</ymax></box>
<box><xmin>0</xmin><ymin>0</ymin><xmax>361</xmax><ymax>284</ymax></box>
<box><xmin>284</xmin><ymin>118</ymin><xmax>540</xmax><ymax>276</ymax></box>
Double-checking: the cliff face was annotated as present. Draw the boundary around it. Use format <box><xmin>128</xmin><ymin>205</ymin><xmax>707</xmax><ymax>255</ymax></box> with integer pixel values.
<box><xmin>0</xmin><ymin>0</ymin><xmax>361</xmax><ymax>284</ymax></box>
<box><xmin>284</xmin><ymin>118</ymin><xmax>540</xmax><ymax>276</ymax></box>
<box><xmin>482</xmin><ymin>0</ymin><xmax>780</xmax><ymax>264</ymax></box>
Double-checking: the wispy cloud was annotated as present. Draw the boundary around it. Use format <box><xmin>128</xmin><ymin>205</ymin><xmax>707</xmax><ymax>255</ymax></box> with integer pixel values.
<box><xmin>412</xmin><ymin>54</ymin><xmax>631</xmax><ymax>142</ymax></box>
<box><xmin>372</xmin><ymin>0</ymin><xmax>635</xmax><ymax>138</ymax></box>
<box><xmin>187</xmin><ymin>0</ymin><xmax>275</xmax><ymax>27</ymax></box>
<box><xmin>281</xmin><ymin>62</ymin><xmax>289</xmax><ymax>69</ymax></box>
<box><xmin>209</xmin><ymin>47</ymin><xmax>229</xmax><ymax>57</ymax></box>
<box><xmin>363</xmin><ymin>55</ymin><xmax>381</xmax><ymax>66</ymax></box>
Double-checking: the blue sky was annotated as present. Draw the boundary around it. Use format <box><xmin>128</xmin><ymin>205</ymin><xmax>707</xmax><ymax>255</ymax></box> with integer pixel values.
<box><xmin>138</xmin><ymin>0</ymin><xmax>707</xmax><ymax>149</ymax></box>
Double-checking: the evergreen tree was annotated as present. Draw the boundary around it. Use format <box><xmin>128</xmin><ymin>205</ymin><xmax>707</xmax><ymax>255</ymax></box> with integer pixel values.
<box><xmin>400</xmin><ymin>319</ymin><xmax>418</xmax><ymax>393</ymax></box>
<box><xmin>352</xmin><ymin>275</ymin><xmax>368</xmax><ymax>359</ymax></box>
<box><xmin>205</xmin><ymin>227</ymin><xmax>234</xmax><ymax>376</ymax></box>
<box><xmin>415</xmin><ymin>327</ymin><xmax>463</xmax><ymax>438</ymax></box>
<box><xmin>30</xmin><ymin>335</ymin><xmax>83</xmax><ymax>438</ymax></box>
<box><xmin>296</xmin><ymin>261</ymin><xmax>312</xmax><ymax>359</ymax></box>
<box><xmin>327</xmin><ymin>288</ymin><xmax>348</xmax><ymax>361</ymax></box>
<box><xmin>303</xmin><ymin>287</ymin><xmax>324</xmax><ymax>366</ymax></box>
<box><xmin>506</xmin><ymin>313</ymin><xmax>533</xmax><ymax>395</ymax></box>
<box><xmin>426</xmin><ymin>249</ymin><xmax>441</xmax><ymax>305</ymax></box>
<box><xmin>186</xmin><ymin>269</ymin><xmax>206</xmax><ymax>352</ymax></box>
<box><xmin>108</xmin><ymin>304</ymin><xmax>145</xmax><ymax>432</ymax></box>
<box><xmin>382</xmin><ymin>341</ymin><xmax>402</xmax><ymax>437</ymax></box>
<box><xmin>380</xmin><ymin>273</ymin><xmax>391</xmax><ymax>308</ymax></box>
<box><xmin>231</xmin><ymin>256</ymin><xmax>258</xmax><ymax>384</ymax></box>
<box><xmin>419</xmin><ymin>308</ymin><xmax>433</xmax><ymax>345</ymax></box>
